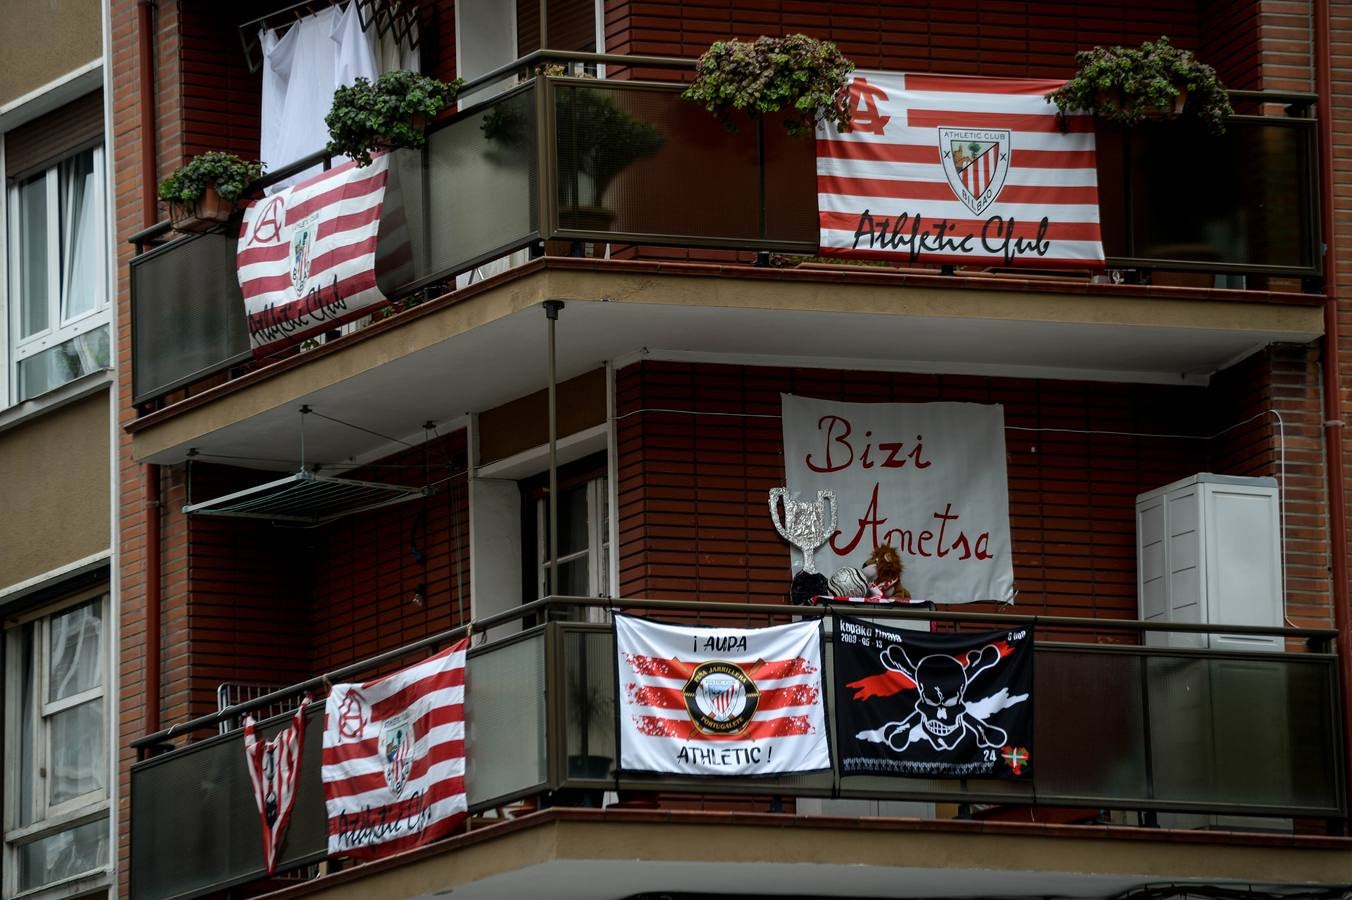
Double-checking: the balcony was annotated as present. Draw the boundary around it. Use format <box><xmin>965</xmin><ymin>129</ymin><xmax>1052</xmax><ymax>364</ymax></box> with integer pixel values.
<box><xmin>127</xmin><ymin>61</ymin><xmax>1325</xmax><ymax>468</ymax></box>
<box><xmin>128</xmin><ymin>598</ymin><xmax>1345</xmax><ymax>900</ymax></box>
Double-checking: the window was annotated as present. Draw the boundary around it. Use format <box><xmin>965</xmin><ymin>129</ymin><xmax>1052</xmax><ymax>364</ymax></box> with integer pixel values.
<box><xmin>534</xmin><ymin>474</ymin><xmax>610</xmax><ymax>599</ymax></box>
<box><xmin>519</xmin><ymin>452</ymin><xmax>611</xmax><ymax>604</ymax></box>
<box><xmin>3</xmin><ymin>592</ymin><xmax>110</xmax><ymax>896</ymax></box>
<box><xmin>6</xmin><ymin>145</ymin><xmax>109</xmax><ymax>404</ymax></box>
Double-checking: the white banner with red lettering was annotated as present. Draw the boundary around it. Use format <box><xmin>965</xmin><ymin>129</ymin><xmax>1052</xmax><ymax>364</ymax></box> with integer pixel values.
<box><xmin>237</xmin><ymin>154</ymin><xmax>390</xmax><ymax>354</ymax></box>
<box><xmin>817</xmin><ymin>71</ymin><xmax>1103</xmax><ymax>269</ymax></box>
<box><xmin>321</xmin><ymin>640</ymin><xmax>467</xmax><ymax>860</ymax></box>
<box><xmin>781</xmin><ymin>394</ymin><xmax>1014</xmax><ymax>604</ymax></box>
<box><xmin>615</xmin><ymin>615</ymin><xmax>830</xmax><ymax>776</ymax></box>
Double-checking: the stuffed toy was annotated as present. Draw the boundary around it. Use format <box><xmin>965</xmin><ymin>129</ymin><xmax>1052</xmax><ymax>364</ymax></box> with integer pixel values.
<box><xmin>862</xmin><ymin>543</ymin><xmax>910</xmax><ymax>600</ymax></box>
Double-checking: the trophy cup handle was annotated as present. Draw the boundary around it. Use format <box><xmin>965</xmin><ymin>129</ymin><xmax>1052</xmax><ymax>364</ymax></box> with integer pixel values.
<box><xmin>817</xmin><ymin>490</ymin><xmax>838</xmax><ymax>547</ymax></box>
<box><xmin>768</xmin><ymin>488</ymin><xmax>790</xmax><ymax>542</ymax></box>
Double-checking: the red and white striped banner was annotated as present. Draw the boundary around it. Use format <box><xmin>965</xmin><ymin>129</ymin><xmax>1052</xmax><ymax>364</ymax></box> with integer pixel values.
<box><xmin>321</xmin><ymin>640</ymin><xmax>467</xmax><ymax>860</ymax></box>
<box><xmin>237</xmin><ymin>154</ymin><xmax>390</xmax><ymax>354</ymax></box>
<box><xmin>615</xmin><ymin>615</ymin><xmax>830</xmax><ymax>776</ymax></box>
<box><xmin>243</xmin><ymin>698</ymin><xmax>311</xmax><ymax>875</ymax></box>
<box><xmin>817</xmin><ymin>71</ymin><xmax>1104</xmax><ymax>269</ymax></box>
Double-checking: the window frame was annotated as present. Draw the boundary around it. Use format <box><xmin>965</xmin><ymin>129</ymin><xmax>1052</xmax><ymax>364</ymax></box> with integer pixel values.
<box><xmin>533</xmin><ymin>473</ymin><xmax>609</xmax><ymax>601</ymax></box>
<box><xmin>2</xmin><ymin>588</ymin><xmax>112</xmax><ymax>898</ymax></box>
<box><xmin>4</xmin><ymin>141</ymin><xmax>109</xmax><ymax>406</ymax></box>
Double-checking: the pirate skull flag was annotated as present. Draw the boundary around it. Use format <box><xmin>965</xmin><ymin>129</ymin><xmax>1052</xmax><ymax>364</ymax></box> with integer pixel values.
<box><xmin>833</xmin><ymin>616</ymin><xmax>1033</xmax><ymax>779</ymax></box>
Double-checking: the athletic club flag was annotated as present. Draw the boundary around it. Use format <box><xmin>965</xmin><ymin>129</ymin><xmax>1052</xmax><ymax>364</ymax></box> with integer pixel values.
<box><xmin>322</xmin><ymin>640</ymin><xmax>467</xmax><ymax>859</ymax></box>
<box><xmin>833</xmin><ymin>617</ymin><xmax>1033</xmax><ymax>779</ymax></box>
<box><xmin>615</xmin><ymin>615</ymin><xmax>830</xmax><ymax>776</ymax></box>
<box><xmin>237</xmin><ymin>154</ymin><xmax>391</xmax><ymax>354</ymax></box>
<box><xmin>243</xmin><ymin>697</ymin><xmax>311</xmax><ymax>875</ymax></box>
<box><xmin>817</xmin><ymin>71</ymin><xmax>1104</xmax><ymax>269</ymax></box>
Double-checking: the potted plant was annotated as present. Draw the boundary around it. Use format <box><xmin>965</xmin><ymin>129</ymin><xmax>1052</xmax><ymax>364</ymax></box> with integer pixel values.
<box><xmin>158</xmin><ymin>151</ymin><xmax>264</xmax><ymax>233</ymax></box>
<box><xmin>325</xmin><ymin>70</ymin><xmax>464</xmax><ymax>167</ymax></box>
<box><xmin>1045</xmin><ymin>36</ymin><xmax>1233</xmax><ymax>134</ymax></box>
<box><xmin>557</xmin><ymin>660</ymin><xmax>614</xmax><ymax>807</ymax></box>
<box><xmin>481</xmin><ymin>76</ymin><xmax>666</xmax><ymax>229</ymax></box>
<box><xmin>682</xmin><ymin>33</ymin><xmax>853</xmax><ymax>136</ymax></box>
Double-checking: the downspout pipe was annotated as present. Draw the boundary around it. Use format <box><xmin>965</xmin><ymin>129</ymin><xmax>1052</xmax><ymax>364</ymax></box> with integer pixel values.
<box><xmin>137</xmin><ymin>0</ymin><xmax>158</xmax><ymax>230</ymax></box>
<box><xmin>137</xmin><ymin>0</ymin><xmax>163</xmax><ymax>738</ymax></box>
<box><xmin>1314</xmin><ymin>0</ymin><xmax>1352</xmax><ymax>805</ymax></box>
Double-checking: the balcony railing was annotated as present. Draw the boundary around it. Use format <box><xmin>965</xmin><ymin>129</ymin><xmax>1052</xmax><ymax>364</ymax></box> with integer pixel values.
<box><xmin>128</xmin><ymin>596</ymin><xmax>1344</xmax><ymax>900</ymax></box>
<box><xmin>128</xmin><ymin>55</ymin><xmax>1321</xmax><ymax>409</ymax></box>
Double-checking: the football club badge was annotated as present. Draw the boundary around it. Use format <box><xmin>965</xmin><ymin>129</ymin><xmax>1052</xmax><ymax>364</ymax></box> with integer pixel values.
<box><xmin>939</xmin><ymin>128</ymin><xmax>1011</xmax><ymax>215</ymax></box>
<box><xmin>289</xmin><ymin>213</ymin><xmax>319</xmax><ymax>296</ymax></box>
<box><xmin>379</xmin><ymin>710</ymin><xmax>414</xmax><ymax>797</ymax></box>
<box><xmin>684</xmin><ymin>661</ymin><xmax>760</xmax><ymax>735</ymax></box>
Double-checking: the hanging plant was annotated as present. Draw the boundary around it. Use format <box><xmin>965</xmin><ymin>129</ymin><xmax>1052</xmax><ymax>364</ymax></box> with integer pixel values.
<box><xmin>1045</xmin><ymin>36</ymin><xmax>1233</xmax><ymax>134</ymax></box>
<box><xmin>481</xmin><ymin>75</ymin><xmax>665</xmax><ymax>213</ymax></box>
<box><xmin>324</xmin><ymin>70</ymin><xmax>464</xmax><ymax>167</ymax></box>
<box><xmin>158</xmin><ymin>151</ymin><xmax>264</xmax><ymax>231</ymax></box>
<box><xmin>683</xmin><ymin>33</ymin><xmax>853</xmax><ymax>136</ymax></box>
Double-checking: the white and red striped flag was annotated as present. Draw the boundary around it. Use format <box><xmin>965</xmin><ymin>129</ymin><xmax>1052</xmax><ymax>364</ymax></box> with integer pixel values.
<box><xmin>817</xmin><ymin>71</ymin><xmax>1104</xmax><ymax>269</ymax></box>
<box><xmin>321</xmin><ymin>640</ymin><xmax>467</xmax><ymax>860</ymax></box>
<box><xmin>243</xmin><ymin>697</ymin><xmax>311</xmax><ymax>875</ymax></box>
<box><xmin>615</xmin><ymin>615</ymin><xmax>830</xmax><ymax>776</ymax></box>
<box><xmin>237</xmin><ymin>154</ymin><xmax>391</xmax><ymax>354</ymax></box>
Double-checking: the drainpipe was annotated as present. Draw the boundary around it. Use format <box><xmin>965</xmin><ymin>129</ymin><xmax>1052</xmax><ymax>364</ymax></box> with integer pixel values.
<box><xmin>137</xmin><ymin>0</ymin><xmax>158</xmax><ymax>229</ymax></box>
<box><xmin>138</xmin><ymin>0</ymin><xmax>163</xmax><ymax>736</ymax></box>
<box><xmin>1314</xmin><ymin>0</ymin><xmax>1352</xmax><ymax>801</ymax></box>
<box><xmin>145</xmin><ymin>465</ymin><xmax>162</xmax><ymax>735</ymax></box>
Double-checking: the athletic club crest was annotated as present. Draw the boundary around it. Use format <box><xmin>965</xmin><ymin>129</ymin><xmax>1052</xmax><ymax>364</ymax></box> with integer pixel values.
<box><xmin>683</xmin><ymin>661</ymin><xmax>760</xmax><ymax>735</ymax></box>
<box><xmin>379</xmin><ymin>711</ymin><xmax>415</xmax><ymax>796</ymax></box>
<box><xmin>939</xmin><ymin>128</ymin><xmax>1011</xmax><ymax>215</ymax></box>
<box><xmin>289</xmin><ymin>213</ymin><xmax>319</xmax><ymax>295</ymax></box>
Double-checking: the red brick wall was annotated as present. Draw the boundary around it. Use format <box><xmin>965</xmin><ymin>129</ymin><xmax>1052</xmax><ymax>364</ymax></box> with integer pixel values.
<box><xmin>616</xmin><ymin>357</ymin><xmax>1331</xmax><ymax>627</ymax></box>
<box><xmin>604</xmin><ymin>0</ymin><xmax>1206</xmax><ymax>77</ymax></box>
<box><xmin>146</xmin><ymin>429</ymin><xmax>471</xmax><ymax>726</ymax></box>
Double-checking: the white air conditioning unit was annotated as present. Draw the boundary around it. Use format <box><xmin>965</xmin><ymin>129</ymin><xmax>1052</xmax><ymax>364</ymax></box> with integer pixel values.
<box><xmin>1135</xmin><ymin>473</ymin><xmax>1282</xmax><ymax>652</ymax></box>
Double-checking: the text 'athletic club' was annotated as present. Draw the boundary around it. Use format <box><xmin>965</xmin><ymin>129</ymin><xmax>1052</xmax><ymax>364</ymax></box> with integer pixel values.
<box><xmin>614</xmin><ymin>615</ymin><xmax>830</xmax><ymax>777</ymax></box>
<box><xmin>817</xmin><ymin>70</ymin><xmax>1104</xmax><ymax>269</ymax></box>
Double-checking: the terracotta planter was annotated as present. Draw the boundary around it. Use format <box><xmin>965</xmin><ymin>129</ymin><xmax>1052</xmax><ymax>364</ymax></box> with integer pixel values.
<box><xmin>169</xmin><ymin>183</ymin><xmax>235</xmax><ymax>234</ymax></box>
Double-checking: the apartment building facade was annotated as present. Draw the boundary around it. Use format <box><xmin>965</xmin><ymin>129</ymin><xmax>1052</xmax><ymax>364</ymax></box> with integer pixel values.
<box><xmin>0</xmin><ymin>1</ymin><xmax>118</xmax><ymax>898</ymax></box>
<box><xmin>112</xmin><ymin>1</ymin><xmax>1352</xmax><ymax>898</ymax></box>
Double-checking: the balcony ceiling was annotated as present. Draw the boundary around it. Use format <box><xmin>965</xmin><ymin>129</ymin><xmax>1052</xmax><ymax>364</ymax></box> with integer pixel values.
<box><xmin>129</xmin><ymin>260</ymin><xmax>1324</xmax><ymax>471</ymax></box>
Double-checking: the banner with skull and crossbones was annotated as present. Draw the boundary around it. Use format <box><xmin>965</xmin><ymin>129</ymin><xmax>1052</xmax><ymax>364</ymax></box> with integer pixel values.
<box><xmin>833</xmin><ymin>616</ymin><xmax>1033</xmax><ymax>779</ymax></box>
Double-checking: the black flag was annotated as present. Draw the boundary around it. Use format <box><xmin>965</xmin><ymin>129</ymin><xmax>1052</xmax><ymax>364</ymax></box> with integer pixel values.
<box><xmin>833</xmin><ymin>616</ymin><xmax>1033</xmax><ymax>779</ymax></box>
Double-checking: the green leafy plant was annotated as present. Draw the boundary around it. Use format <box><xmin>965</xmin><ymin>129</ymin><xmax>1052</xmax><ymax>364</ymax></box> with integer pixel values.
<box><xmin>324</xmin><ymin>70</ymin><xmax>464</xmax><ymax>167</ymax></box>
<box><xmin>683</xmin><ymin>33</ymin><xmax>853</xmax><ymax>136</ymax></box>
<box><xmin>157</xmin><ymin>152</ymin><xmax>264</xmax><ymax>204</ymax></box>
<box><xmin>1045</xmin><ymin>36</ymin><xmax>1233</xmax><ymax>134</ymax></box>
<box><xmin>481</xmin><ymin>77</ymin><xmax>665</xmax><ymax>210</ymax></box>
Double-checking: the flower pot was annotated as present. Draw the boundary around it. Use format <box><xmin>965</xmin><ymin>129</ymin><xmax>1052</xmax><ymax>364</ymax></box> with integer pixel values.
<box><xmin>169</xmin><ymin>184</ymin><xmax>235</xmax><ymax>234</ymax></box>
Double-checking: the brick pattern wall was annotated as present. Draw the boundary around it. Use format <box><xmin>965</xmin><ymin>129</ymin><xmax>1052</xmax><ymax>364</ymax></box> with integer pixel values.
<box><xmin>1330</xmin><ymin>0</ymin><xmax>1352</xmax><ymax>644</ymax></box>
<box><xmin>604</xmin><ymin>0</ymin><xmax>1205</xmax><ymax>77</ymax></box>
<box><xmin>616</xmin><ymin>358</ymin><xmax>1331</xmax><ymax>630</ymax></box>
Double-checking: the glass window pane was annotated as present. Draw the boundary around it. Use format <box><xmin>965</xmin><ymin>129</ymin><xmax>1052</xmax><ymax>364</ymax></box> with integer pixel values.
<box><xmin>17</xmin><ymin>622</ymin><xmax>37</xmax><ymax>827</ymax></box>
<box><xmin>60</xmin><ymin>149</ymin><xmax>102</xmax><ymax>320</ymax></box>
<box><xmin>48</xmin><ymin>599</ymin><xmax>102</xmax><ymax>702</ymax></box>
<box><xmin>49</xmin><ymin>699</ymin><xmax>105</xmax><ymax>805</ymax></box>
<box><xmin>18</xmin><ymin>817</ymin><xmax>109</xmax><ymax>892</ymax></box>
<box><xmin>557</xmin><ymin>556</ymin><xmax>590</xmax><ymax>596</ymax></box>
<box><xmin>15</xmin><ymin>173</ymin><xmax>51</xmax><ymax>339</ymax></box>
<box><xmin>554</xmin><ymin>483</ymin><xmax>588</xmax><ymax>556</ymax></box>
<box><xmin>17</xmin><ymin>323</ymin><xmax>110</xmax><ymax>401</ymax></box>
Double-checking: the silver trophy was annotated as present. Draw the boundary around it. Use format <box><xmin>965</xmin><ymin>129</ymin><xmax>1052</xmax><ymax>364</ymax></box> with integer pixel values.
<box><xmin>769</xmin><ymin>488</ymin><xmax>838</xmax><ymax>574</ymax></box>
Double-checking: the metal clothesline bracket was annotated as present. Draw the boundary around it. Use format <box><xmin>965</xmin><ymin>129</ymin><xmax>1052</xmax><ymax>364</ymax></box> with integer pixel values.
<box><xmin>237</xmin><ymin>0</ymin><xmax>421</xmax><ymax>74</ymax></box>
